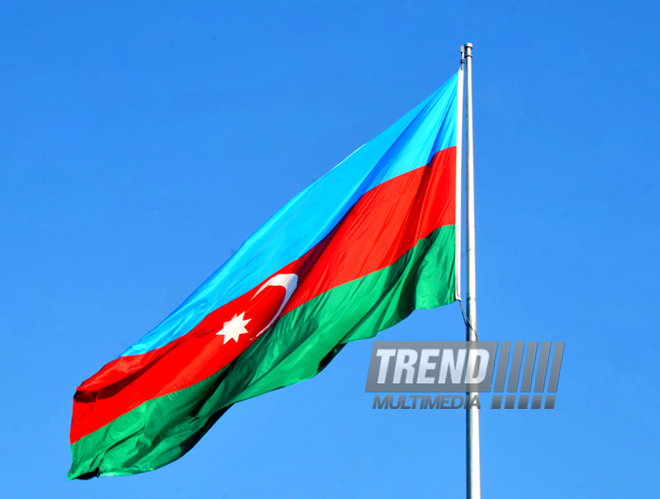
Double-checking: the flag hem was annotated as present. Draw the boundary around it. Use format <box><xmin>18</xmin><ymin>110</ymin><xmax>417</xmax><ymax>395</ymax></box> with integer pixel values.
<box><xmin>454</xmin><ymin>66</ymin><xmax>464</xmax><ymax>300</ymax></box>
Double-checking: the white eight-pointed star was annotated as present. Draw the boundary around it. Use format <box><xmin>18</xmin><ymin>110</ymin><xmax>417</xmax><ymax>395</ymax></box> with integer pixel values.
<box><xmin>215</xmin><ymin>312</ymin><xmax>251</xmax><ymax>344</ymax></box>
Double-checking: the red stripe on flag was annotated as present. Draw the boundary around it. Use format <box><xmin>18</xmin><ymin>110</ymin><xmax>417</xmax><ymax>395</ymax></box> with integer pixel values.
<box><xmin>71</xmin><ymin>146</ymin><xmax>456</xmax><ymax>444</ymax></box>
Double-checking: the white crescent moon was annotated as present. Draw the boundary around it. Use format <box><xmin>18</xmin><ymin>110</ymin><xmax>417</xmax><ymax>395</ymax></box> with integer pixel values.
<box><xmin>252</xmin><ymin>273</ymin><xmax>298</xmax><ymax>338</ymax></box>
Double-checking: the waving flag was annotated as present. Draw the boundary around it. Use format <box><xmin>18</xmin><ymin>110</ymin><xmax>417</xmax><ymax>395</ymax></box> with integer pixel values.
<box><xmin>69</xmin><ymin>71</ymin><xmax>464</xmax><ymax>479</ymax></box>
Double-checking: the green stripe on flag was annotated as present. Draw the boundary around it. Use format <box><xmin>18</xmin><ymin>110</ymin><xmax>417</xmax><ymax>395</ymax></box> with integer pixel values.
<box><xmin>69</xmin><ymin>224</ymin><xmax>456</xmax><ymax>479</ymax></box>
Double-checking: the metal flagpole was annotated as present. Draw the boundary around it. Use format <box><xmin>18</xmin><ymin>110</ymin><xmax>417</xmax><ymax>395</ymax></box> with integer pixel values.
<box><xmin>462</xmin><ymin>42</ymin><xmax>481</xmax><ymax>499</ymax></box>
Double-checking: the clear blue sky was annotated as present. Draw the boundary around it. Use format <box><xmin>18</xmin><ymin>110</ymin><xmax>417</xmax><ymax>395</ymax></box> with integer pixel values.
<box><xmin>2</xmin><ymin>1</ymin><xmax>659</xmax><ymax>497</ymax></box>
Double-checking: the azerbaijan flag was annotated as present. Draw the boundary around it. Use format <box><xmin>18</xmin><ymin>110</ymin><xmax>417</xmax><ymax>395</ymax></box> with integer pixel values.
<box><xmin>69</xmin><ymin>71</ymin><xmax>464</xmax><ymax>478</ymax></box>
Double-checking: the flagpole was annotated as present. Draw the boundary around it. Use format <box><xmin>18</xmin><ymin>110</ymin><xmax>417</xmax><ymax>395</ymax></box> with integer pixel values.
<box><xmin>462</xmin><ymin>42</ymin><xmax>481</xmax><ymax>499</ymax></box>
